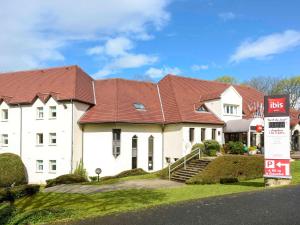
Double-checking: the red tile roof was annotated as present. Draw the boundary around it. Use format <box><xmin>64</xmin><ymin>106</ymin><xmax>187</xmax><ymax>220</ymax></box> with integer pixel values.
<box><xmin>290</xmin><ymin>109</ymin><xmax>300</xmax><ymax>127</ymax></box>
<box><xmin>0</xmin><ymin>65</ymin><xmax>94</xmax><ymax>105</ymax></box>
<box><xmin>79</xmin><ymin>79</ymin><xmax>164</xmax><ymax>124</ymax></box>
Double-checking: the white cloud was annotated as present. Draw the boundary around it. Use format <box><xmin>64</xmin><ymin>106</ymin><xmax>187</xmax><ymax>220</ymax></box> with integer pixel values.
<box><xmin>230</xmin><ymin>30</ymin><xmax>300</xmax><ymax>63</ymax></box>
<box><xmin>191</xmin><ymin>64</ymin><xmax>209</xmax><ymax>71</ymax></box>
<box><xmin>218</xmin><ymin>12</ymin><xmax>236</xmax><ymax>21</ymax></box>
<box><xmin>145</xmin><ymin>66</ymin><xmax>181</xmax><ymax>78</ymax></box>
<box><xmin>0</xmin><ymin>0</ymin><xmax>170</xmax><ymax>72</ymax></box>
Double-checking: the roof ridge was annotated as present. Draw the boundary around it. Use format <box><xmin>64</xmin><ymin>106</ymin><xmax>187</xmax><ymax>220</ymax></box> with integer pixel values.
<box><xmin>95</xmin><ymin>77</ymin><xmax>156</xmax><ymax>85</ymax></box>
<box><xmin>0</xmin><ymin>64</ymin><xmax>78</xmax><ymax>76</ymax></box>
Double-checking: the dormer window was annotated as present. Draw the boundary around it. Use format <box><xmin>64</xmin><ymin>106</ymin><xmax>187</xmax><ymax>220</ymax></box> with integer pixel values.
<box><xmin>196</xmin><ymin>105</ymin><xmax>208</xmax><ymax>112</ymax></box>
<box><xmin>133</xmin><ymin>103</ymin><xmax>145</xmax><ymax>111</ymax></box>
<box><xmin>224</xmin><ymin>104</ymin><xmax>238</xmax><ymax>115</ymax></box>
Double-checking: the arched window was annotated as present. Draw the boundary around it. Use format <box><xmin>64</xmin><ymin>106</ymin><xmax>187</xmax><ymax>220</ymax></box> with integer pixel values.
<box><xmin>148</xmin><ymin>135</ymin><xmax>154</xmax><ymax>170</ymax></box>
<box><xmin>132</xmin><ymin>135</ymin><xmax>138</xmax><ymax>169</ymax></box>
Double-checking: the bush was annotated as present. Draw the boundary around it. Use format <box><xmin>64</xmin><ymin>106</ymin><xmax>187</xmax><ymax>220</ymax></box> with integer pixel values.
<box><xmin>114</xmin><ymin>168</ymin><xmax>148</xmax><ymax>178</ymax></box>
<box><xmin>0</xmin><ymin>184</ymin><xmax>40</xmax><ymax>203</ymax></box>
<box><xmin>0</xmin><ymin>153</ymin><xmax>27</xmax><ymax>187</ymax></box>
<box><xmin>228</xmin><ymin>141</ymin><xmax>244</xmax><ymax>155</ymax></box>
<box><xmin>73</xmin><ymin>160</ymin><xmax>88</xmax><ymax>180</ymax></box>
<box><xmin>0</xmin><ymin>203</ymin><xmax>15</xmax><ymax>225</ymax></box>
<box><xmin>191</xmin><ymin>143</ymin><xmax>205</xmax><ymax>151</ymax></box>
<box><xmin>203</xmin><ymin>140</ymin><xmax>220</xmax><ymax>156</ymax></box>
<box><xmin>46</xmin><ymin>174</ymin><xmax>88</xmax><ymax>188</ymax></box>
<box><xmin>186</xmin><ymin>155</ymin><xmax>264</xmax><ymax>184</ymax></box>
<box><xmin>89</xmin><ymin>176</ymin><xmax>98</xmax><ymax>182</ymax></box>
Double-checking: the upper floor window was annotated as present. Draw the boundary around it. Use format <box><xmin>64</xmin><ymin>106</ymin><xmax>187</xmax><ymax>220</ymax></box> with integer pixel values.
<box><xmin>49</xmin><ymin>106</ymin><xmax>57</xmax><ymax>119</ymax></box>
<box><xmin>36</xmin><ymin>107</ymin><xmax>44</xmax><ymax>119</ymax></box>
<box><xmin>49</xmin><ymin>133</ymin><xmax>57</xmax><ymax>145</ymax></box>
<box><xmin>49</xmin><ymin>160</ymin><xmax>57</xmax><ymax>172</ymax></box>
<box><xmin>189</xmin><ymin>128</ymin><xmax>195</xmax><ymax>143</ymax></box>
<box><xmin>133</xmin><ymin>103</ymin><xmax>146</xmax><ymax>111</ymax></box>
<box><xmin>36</xmin><ymin>160</ymin><xmax>43</xmax><ymax>172</ymax></box>
<box><xmin>1</xmin><ymin>134</ymin><xmax>8</xmax><ymax>146</ymax></box>
<box><xmin>1</xmin><ymin>109</ymin><xmax>8</xmax><ymax>121</ymax></box>
<box><xmin>223</xmin><ymin>104</ymin><xmax>238</xmax><ymax>115</ymax></box>
<box><xmin>36</xmin><ymin>133</ymin><xmax>44</xmax><ymax>145</ymax></box>
<box><xmin>112</xmin><ymin>129</ymin><xmax>121</xmax><ymax>157</ymax></box>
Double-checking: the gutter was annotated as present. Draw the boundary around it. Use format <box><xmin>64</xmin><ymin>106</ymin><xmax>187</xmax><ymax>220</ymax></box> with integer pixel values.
<box><xmin>19</xmin><ymin>104</ymin><xmax>23</xmax><ymax>159</ymax></box>
<box><xmin>70</xmin><ymin>100</ymin><xmax>74</xmax><ymax>173</ymax></box>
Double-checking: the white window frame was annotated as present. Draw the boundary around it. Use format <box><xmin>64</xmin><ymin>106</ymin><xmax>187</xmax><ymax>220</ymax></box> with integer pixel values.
<box><xmin>223</xmin><ymin>104</ymin><xmax>238</xmax><ymax>115</ymax></box>
<box><xmin>49</xmin><ymin>160</ymin><xmax>57</xmax><ymax>173</ymax></box>
<box><xmin>36</xmin><ymin>107</ymin><xmax>44</xmax><ymax>119</ymax></box>
<box><xmin>49</xmin><ymin>106</ymin><xmax>57</xmax><ymax>119</ymax></box>
<box><xmin>36</xmin><ymin>160</ymin><xmax>43</xmax><ymax>172</ymax></box>
<box><xmin>1</xmin><ymin>109</ymin><xmax>8</xmax><ymax>121</ymax></box>
<box><xmin>49</xmin><ymin>133</ymin><xmax>57</xmax><ymax>145</ymax></box>
<box><xmin>1</xmin><ymin>134</ymin><xmax>8</xmax><ymax>146</ymax></box>
<box><xmin>36</xmin><ymin>133</ymin><xmax>44</xmax><ymax>145</ymax></box>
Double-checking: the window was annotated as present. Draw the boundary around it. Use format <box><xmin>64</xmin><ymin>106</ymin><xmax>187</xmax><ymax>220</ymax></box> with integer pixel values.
<box><xmin>49</xmin><ymin>160</ymin><xmax>57</xmax><ymax>172</ymax></box>
<box><xmin>189</xmin><ymin>128</ymin><xmax>195</xmax><ymax>143</ymax></box>
<box><xmin>196</xmin><ymin>105</ymin><xmax>207</xmax><ymax>112</ymax></box>
<box><xmin>148</xmin><ymin>136</ymin><xmax>154</xmax><ymax>170</ymax></box>
<box><xmin>1</xmin><ymin>134</ymin><xmax>8</xmax><ymax>146</ymax></box>
<box><xmin>49</xmin><ymin>133</ymin><xmax>56</xmax><ymax>145</ymax></box>
<box><xmin>36</xmin><ymin>160</ymin><xmax>43</xmax><ymax>172</ymax></box>
<box><xmin>36</xmin><ymin>107</ymin><xmax>44</xmax><ymax>119</ymax></box>
<box><xmin>212</xmin><ymin>129</ymin><xmax>216</xmax><ymax>140</ymax></box>
<box><xmin>201</xmin><ymin>128</ymin><xmax>206</xmax><ymax>142</ymax></box>
<box><xmin>133</xmin><ymin>103</ymin><xmax>146</xmax><ymax>111</ymax></box>
<box><xmin>223</xmin><ymin>104</ymin><xmax>238</xmax><ymax>115</ymax></box>
<box><xmin>36</xmin><ymin>133</ymin><xmax>43</xmax><ymax>145</ymax></box>
<box><xmin>2</xmin><ymin>109</ymin><xmax>8</xmax><ymax>121</ymax></box>
<box><xmin>49</xmin><ymin>106</ymin><xmax>57</xmax><ymax>119</ymax></box>
<box><xmin>132</xmin><ymin>135</ymin><xmax>138</xmax><ymax>169</ymax></box>
<box><xmin>112</xmin><ymin>129</ymin><xmax>121</xmax><ymax>157</ymax></box>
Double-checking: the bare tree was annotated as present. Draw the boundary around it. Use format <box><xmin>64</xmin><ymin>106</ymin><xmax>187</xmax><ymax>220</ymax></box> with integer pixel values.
<box><xmin>272</xmin><ymin>76</ymin><xmax>300</xmax><ymax>109</ymax></box>
<box><xmin>243</xmin><ymin>76</ymin><xmax>280</xmax><ymax>95</ymax></box>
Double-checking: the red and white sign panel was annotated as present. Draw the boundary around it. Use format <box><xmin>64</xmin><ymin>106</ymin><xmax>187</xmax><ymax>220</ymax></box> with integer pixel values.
<box><xmin>264</xmin><ymin>94</ymin><xmax>289</xmax><ymax>117</ymax></box>
<box><xmin>265</xmin><ymin>159</ymin><xmax>291</xmax><ymax>177</ymax></box>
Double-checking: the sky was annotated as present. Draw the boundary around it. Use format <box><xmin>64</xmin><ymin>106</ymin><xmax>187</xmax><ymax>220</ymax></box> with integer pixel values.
<box><xmin>0</xmin><ymin>0</ymin><xmax>300</xmax><ymax>82</ymax></box>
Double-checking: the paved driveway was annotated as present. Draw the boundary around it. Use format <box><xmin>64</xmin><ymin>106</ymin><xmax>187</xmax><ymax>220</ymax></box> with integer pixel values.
<box><xmin>44</xmin><ymin>179</ymin><xmax>184</xmax><ymax>194</ymax></box>
<box><xmin>63</xmin><ymin>185</ymin><xmax>300</xmax><ymax>225</ymax></box>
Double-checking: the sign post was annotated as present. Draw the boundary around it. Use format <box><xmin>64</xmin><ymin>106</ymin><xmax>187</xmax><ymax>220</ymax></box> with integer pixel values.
<box><xmin>264</xmin><ymin>95</ymin><xmax>292</xmax><ymax>186</ymax></box>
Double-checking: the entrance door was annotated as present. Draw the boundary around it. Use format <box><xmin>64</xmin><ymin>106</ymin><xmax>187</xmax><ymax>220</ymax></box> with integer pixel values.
<box><xmin>132</xmin><ymin>135</ymin><xmax>138</xmax><ymax>169</ymax></box>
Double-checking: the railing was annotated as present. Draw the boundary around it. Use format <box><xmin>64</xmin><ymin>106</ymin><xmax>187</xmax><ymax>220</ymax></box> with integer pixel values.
<box><xmin>168</xmin><ymin>148</ymin><xmax>202</xmax><ymax>180</ymax></box>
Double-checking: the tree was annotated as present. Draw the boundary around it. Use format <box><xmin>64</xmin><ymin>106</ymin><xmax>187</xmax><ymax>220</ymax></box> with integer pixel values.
<box><xmin>215</xmin><ymin>75</ymin><xmax>238</xmax><ymax>84</ymax></box>
<box><xmin>272</xmin><ymin>76</ymin><xmax>300</xmax><ymax>109</ymax></box>
<box><xmin>243</xmin><ymin>76</ymin><xmax>280</xmax><ymax>95</ymax></box>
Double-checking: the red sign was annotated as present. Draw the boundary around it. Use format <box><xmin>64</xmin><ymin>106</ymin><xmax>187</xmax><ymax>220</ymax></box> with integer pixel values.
<box><xmin>264</xmin><ymin>95</ymin><xmax>289</xmax><ymax>117</ymax></box>
<box><xmin>256</xmin><ymin>125</ymin><xmax>263</xmax><ymax>133</ymax></box>
<box><xmin>264</xmin><ymin>159</ymin><xmax>291</xmax><ymax>177</ymax></box>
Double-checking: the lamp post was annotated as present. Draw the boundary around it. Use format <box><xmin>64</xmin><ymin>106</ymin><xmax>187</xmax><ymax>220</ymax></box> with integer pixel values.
<box><xmin>95</xmin><ymin>168</ymin><xmax>102</xmax><ymax>182</ymax></box>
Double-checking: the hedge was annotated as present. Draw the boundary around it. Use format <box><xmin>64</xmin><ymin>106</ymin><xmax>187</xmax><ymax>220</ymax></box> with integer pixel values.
<box><xmin>98</xmin><ymin>168</ymin><xmax>148</xmax><ymax>182</ymax></box>
<box><xmin>46</xmin><ymin>174</ymin><xmax>88</xmax><ymax>188</ymax></box>
<box><xmin>186</xmin><ymin>155</ymin><xmax>264</xmax><ymax>184</ymax></box>
<box><xmin>0</xmin><ymin>184</ymin><xmax>40</xmax><ymax>203</ymax></box>
<box><xmin>0</xmin><ymin>153</ymin><xmax>27</xmax><ymax>187</ymax></box>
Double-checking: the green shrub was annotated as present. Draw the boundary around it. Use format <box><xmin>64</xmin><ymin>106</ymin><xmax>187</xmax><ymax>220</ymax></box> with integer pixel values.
<box><xmin>191</xmin><ymin>143</ymin><xmax>205</xmax><ymax>151</ymax></box>
<box><xmin>0</xmin><ymin>185</ymin><xmax>40</xmax><ymax>203</ymax></box>
<box><xmin>202</xmin><ymin>140</ymin><xmax>220</xmax><ymax>156</ymax></box>
<box><xmin>89</xmin><ymin>176</ymin><xmax>98</xmax><ymax>182</ymax></box>
<box><xmin>46</xmin><ymin>174</ymin><xmax>88</xmax><ymax>188</ymax></box>
<box><xmin>0</xmin><ymin>203</ymin><xmax>15</xmax><ymax>225</ymax></box>
<box><xmin>114</xmin><ymin>168</ymin><xmax>148</xmax><ymax>178</ymax></box>
<box><xmin>228</xmin><ymin>141</ymin><xmax>244</xmax><ymax>155</ymax></box>
<box><xmin>186</xmin><ymin>155</ymin><xmax>264</xmax><ymax>184</ymax></box>
<box><xmin>73</xmin><ymin>160</ymin><xmax>88</xmax><ymax>180</ymax></box>
<box><xmin>0</xmin><ymin>153</ymin><xmax>27</xmax><ymax>187</ymax></box>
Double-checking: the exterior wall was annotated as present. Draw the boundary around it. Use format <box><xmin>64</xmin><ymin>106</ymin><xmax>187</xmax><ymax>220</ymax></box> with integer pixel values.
<box><xmin>163</xmin><ymin>123</ymin><xmax>223</xmax><ymax>166</ymax></box>
<box><xmin>0</xmin><ymin>102</ymin><xmax>21</xmax><ymax>155</ymax></box>
<box><xmin>220</xmin><ymin>86</ymin><xmax>243</xmax><ymax>122</ymax></box>
<box><xmin>83</xmin><ymin>123</ymin><xmax>163</xmax><ymax>177</ymax></box>
<box><xmin>72</xmin><ymin>102</ymin><xmax>90</xmax><ymax>171</ymax></box>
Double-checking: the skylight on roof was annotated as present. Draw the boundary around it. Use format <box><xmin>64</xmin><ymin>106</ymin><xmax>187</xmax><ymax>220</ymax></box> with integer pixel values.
<box><xmin>133</xmin><ymin>103</ymin><xmax>146</xmax><ymax>111</ymax></box>
<box><xmin>196</xmin><ymin>105</ymin><xmax>208</xmax><ymax>112</ymax></box>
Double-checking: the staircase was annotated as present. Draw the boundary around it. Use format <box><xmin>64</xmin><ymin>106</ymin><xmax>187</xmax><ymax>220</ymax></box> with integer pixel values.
<box><xmin>171</xmin><ymin>159</ymin><xmax>211</xmax><ymax>183</ymax></box>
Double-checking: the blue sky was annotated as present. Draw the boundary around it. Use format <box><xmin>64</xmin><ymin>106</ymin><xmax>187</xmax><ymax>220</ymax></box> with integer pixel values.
<box><xmin>1</xmin><ymin>0</ymin><xmax>300</xmax><ymax>82</ymax></box>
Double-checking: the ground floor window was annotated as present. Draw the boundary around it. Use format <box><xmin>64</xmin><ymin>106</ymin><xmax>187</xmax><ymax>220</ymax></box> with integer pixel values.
<box><xmin>36</xmin><ymin>160</ymin><xmax>43</xmax><ymax>172</ymax></box>
<box><xmin>112</xmin><ymin>129</ymin><xmax>121</xmax><ymax>157</ymax></box>
<box><xmin>212</xmin><ymin>129</ymin><xmax>216</xmax><ymax>140</ymax></box>
<box><xmin>148</xmin><ymin>135</ymin><xmax>154</xmax><ymax>170</ymax></box>
<box><xmin>189</xmin><ymin>128</ymin><xmax>195</xmax><ymax>143</ymax></box>
<box><xmin>49</xmin><ymin>160</ymin><xmax>57</xmax><ymax>172</ymax></box>
<box><xmin>225</xmin><ymin>132</ymin><xmax>247</xmax><ymax>144</ymax></box>
<box><xmin>132</xmin><ymin>135</ymin><xmax>138</xmax><ymax>169</ymax></box>
<box><xmin>201</xmin><ymin>128</ymin><xmax>206</xmax><ymax>142</ymax></box>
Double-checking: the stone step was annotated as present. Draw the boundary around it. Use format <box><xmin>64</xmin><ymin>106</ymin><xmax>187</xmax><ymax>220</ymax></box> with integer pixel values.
<box><xmin>171</xmin><ymin>173</ymin><xmax>192</xmax><ymax>180</ymax></box>
<box><xmin>173</xmin><ymin>170</ymin><xmax>198</xmax><ymax>177</ymax></box>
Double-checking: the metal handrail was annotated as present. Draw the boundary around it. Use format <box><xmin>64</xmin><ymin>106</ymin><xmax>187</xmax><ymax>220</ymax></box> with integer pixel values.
<box><xmin>169</xmin><ymin>148</ymin><xmax>202</xmax><ymax>180</ymax></box>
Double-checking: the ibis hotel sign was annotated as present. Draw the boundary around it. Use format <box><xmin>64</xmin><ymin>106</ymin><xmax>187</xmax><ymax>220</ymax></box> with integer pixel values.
<box><xmin>264</xmin><ymin>95</ymin><xmax>291</xmax><ymax>178</ymax></box>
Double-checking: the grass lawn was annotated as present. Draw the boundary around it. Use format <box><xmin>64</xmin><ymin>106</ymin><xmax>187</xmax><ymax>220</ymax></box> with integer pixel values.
<box><xmin>7</xmin><ymin>160</ymin><xmax>300</xmax><ymax>225</ymax></box>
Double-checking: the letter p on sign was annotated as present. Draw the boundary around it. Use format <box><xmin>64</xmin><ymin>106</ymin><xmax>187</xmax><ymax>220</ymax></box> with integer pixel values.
<box><xmin>265</xmin><ymin>160</ymin><xmax>275</xmax><ymax>169</ymax></box>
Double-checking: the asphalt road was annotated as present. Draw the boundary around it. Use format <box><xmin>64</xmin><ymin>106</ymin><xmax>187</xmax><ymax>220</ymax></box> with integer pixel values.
<box><xmin>66</xmin><ymin>185</ymin><xmax>300</xmax><ymax>225</ymax></box>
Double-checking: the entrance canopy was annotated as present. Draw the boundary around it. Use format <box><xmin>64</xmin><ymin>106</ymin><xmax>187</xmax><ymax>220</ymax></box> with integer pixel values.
<box><xmin>224</xmin><ymin>119</ymin><xmax>252</xmax><ymax>133</ymax></box>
